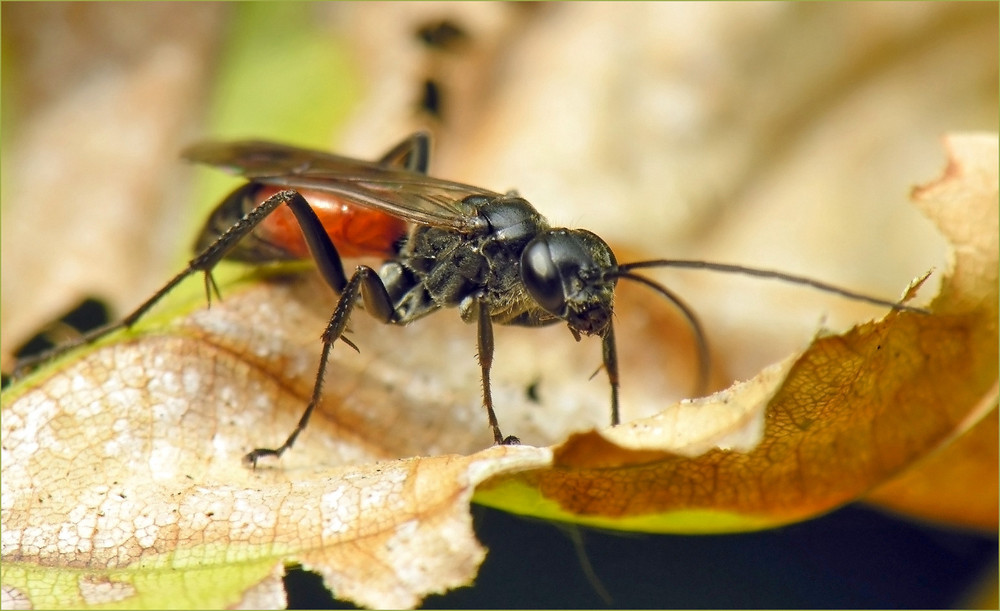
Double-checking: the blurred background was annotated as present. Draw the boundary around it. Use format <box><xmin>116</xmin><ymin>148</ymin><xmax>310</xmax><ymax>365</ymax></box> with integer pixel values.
<box><xmin>2</xmin><ymin>3</ymin><xmax>996</xmax><ymax>607</ymax></box>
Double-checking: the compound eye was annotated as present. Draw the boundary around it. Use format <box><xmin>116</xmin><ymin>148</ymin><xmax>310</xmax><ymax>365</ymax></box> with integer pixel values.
<box><xmin>521</xmin><ymin>237</ymin><xmax>566</xmax><ymax>315</ymax></box>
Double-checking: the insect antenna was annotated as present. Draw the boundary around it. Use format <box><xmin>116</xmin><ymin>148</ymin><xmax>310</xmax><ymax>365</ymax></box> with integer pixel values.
<box><xmin>616</xmin><ymin>259</ymin><xmax>928</xmax><ymax>313</ymax></box>
<box><xmin>604</xmin><ymin>269</ymin><xmax>712</xmax><ymax>397</ymax></box>
<box><xmin>606</xmin><ymin>259</ymin><xmax>928</xmax><ymax>397</ymax></box>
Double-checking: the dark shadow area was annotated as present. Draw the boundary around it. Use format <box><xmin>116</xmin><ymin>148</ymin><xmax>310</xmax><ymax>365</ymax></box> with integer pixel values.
<box><xmin>284</xmin><ymin>502</ymin><xmax>996</xmax><ymax>609</ymax></box>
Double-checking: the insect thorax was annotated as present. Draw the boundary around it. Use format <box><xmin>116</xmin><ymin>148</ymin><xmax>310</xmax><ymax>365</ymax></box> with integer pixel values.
<box><xmin>379</xmin><ymin>196</ymin><xmax>559</xmax><ymax>327</ymax></box>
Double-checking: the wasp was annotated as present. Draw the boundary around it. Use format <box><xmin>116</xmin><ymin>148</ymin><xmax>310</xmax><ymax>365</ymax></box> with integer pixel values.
<box><xmin>13</xmin><ymin>133</ymin><xmax>922</xmax><ymax>466</ymax></box>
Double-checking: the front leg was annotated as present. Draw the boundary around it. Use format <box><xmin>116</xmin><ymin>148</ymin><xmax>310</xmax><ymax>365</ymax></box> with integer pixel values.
<box><xmin>602</xmin><ymin>321</ymin><xmax>621</xmax><ymax>426</ymax></box>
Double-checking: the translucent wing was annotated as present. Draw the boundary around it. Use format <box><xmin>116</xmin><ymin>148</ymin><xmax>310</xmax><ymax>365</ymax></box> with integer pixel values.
<box><xmin>183</xmin><ymin>139</ymin><xmax>501</xmax><ymax>232</ymax></box>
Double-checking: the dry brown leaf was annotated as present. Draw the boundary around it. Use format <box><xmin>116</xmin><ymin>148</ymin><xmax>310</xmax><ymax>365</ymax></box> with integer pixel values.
<box><xmin>2</xmin><ymin>302</ymin><xmax>552</xmax><ymax>609</ymax></box>
<box><xmin>865</xmin><ymin>409</ymin><xmax>998</xmax><ymax>530</ymax></box>
<box><xmin>864</xmin><ymin>133</ymin><xmax>999</xmax><ymax>529</ymax></box>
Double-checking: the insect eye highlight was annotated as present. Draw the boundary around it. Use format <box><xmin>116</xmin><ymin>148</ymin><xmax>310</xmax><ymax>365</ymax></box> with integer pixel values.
<box><xmin>521</xmin><ymin>237</ymin><xmax>567</xmax><ymax>315</ymax></box>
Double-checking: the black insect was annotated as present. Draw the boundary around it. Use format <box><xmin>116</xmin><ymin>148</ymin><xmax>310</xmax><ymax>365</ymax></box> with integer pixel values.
<box><xmin>11</xmin><ymin>133</ymin><xmax>922</xmax><ymax>466</ymax></box>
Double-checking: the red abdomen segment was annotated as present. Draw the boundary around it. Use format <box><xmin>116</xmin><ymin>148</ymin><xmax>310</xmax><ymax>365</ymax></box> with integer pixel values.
<box><xmin>196</xmin><ymin>183</ymin><xmax>410</xmax><ymax>263</ymax></box>
<box><xmin>255</xmin><ymin>185</ymin><xmax>408</xmax><ymax>259</ymax></box>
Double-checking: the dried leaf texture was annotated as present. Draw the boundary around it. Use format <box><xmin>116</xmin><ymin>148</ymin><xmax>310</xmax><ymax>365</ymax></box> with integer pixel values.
<box><xmin>1</xmin><ymin>311</ymin><xmax>552</xmax><ymax>609</ymax></box>
<box><xmin>865</xmin><ymin>134</ymin><xmax>999</xmax><ymax>530</ymax></box>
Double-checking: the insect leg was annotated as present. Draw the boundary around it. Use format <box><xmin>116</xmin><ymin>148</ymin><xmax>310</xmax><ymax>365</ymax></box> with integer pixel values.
<box><xmin>602</xmin><ymin>322</ymin><xmax>622</xmax><ymax>426</ymax></box>
<box><xmin>11</xmin><ymin>189</ymin><xmax>320</xmax><ymax>378</ymax></box>
<box><xmin>132</xmin><ymin>188</ymin><xmax>349</xmax><ymax>325</ymax></box>
<box><xmin>278</xmin><ymin>191</ymin><xmax>350</xmax><ymax>294</ymax></box>
<box><xmin>473</xmin><ymin>297</ymin><xmax>518</xmax><ymax>445</ymax></box>
<box><xmin>243</xmin><ymin>265</ymin><xmax>395</xmax><ymax>467</ymax></box>
<box><xmin>377</xmin><ymin>132</ymin><xmax>431</xmax><ymax>174</ymax></box>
